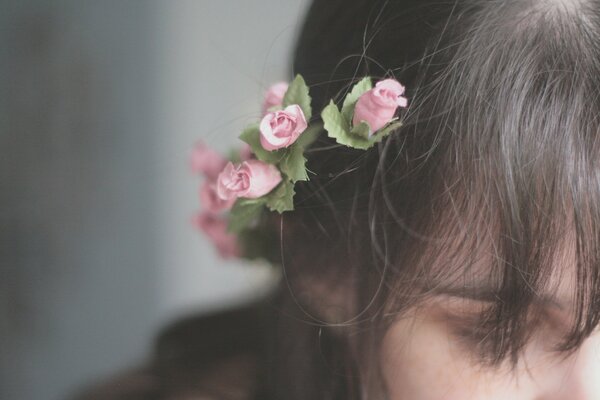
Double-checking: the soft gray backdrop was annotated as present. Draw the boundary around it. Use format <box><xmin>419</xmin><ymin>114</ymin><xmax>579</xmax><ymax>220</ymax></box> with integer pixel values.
<box><xmin>0</xmin><ymin>1</ymin><xmax>309</xmax><ymax>399</ymax></box>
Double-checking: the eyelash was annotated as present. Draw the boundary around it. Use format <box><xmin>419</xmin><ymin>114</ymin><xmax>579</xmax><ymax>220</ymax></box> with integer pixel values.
<box><xmin>447</xmin><ymin>307</ymin><xmax>572</xmax><ymax>362</ymax></box>
<box><xmin>450</xmin><ymin>317</ymin><xmax>495</xmax><ymax>349</ymax></box>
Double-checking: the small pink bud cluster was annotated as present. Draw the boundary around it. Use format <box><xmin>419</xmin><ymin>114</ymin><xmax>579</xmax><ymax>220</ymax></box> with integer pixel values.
<box><xmin>191</xmin><ymin>141</ymin><xmax>283</xmax><ymax>259</ymax></box>
<box><xmin>353</xmin><ymin>78</ymin><xmax>408</xmax><ymax>134</ymax></box>
<box><xmin>190</xmin><ymin>82</ymin><xmax>301</xmax><ymax>258</ymax></box>
<box><xmin>258</xmin><ymin>82</ymin><xmax>308</xmax><ymax>151</ymax></box>
<box><xmin>190</xmin><ymin>141</ymin><xmax>241</xmax><ymax>259</ymax></box>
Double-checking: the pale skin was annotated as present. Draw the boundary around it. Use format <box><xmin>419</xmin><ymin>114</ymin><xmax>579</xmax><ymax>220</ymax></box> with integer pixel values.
<box><xmin>380</xmin><ymin>286</ymin><xmax>600</xmax><ymax>399</ymax></box>
<box><xmin>302</xmin><ymin>227</ymin><xmax>600</xmax><ymax>398</ymax></box>
<box><xmin>377</xmin><ymin>219</ymin><xmax>600</xmax><ymax>399</ymax></box>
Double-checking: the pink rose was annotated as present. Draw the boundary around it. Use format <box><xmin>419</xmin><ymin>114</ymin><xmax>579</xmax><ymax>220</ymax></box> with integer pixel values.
<box><xmin>352</xmin><ymin>78</ymin><xmax>408</xmax><ymax>135</ymax></box>
<box><xmin>190</xmin><ymin>141</ymin><xmax>228</xmax><ymax>181</ymax></box>
<box><xmin>262</xmin><ymin>81</ymin><xmax>289</xmax><ymax>115</ymax></box>
<box><xmin>239</xmin><ymin>143</ymin><xmax>253</xmax><ymax>161</ymax></box>
<box><xmin>259</xmin><ymin>104</ymin><xmax>308</xmax><ymax>151</ymax></box>
<box><xmin>216</xmin><ymin>159</ymin><xmax>282</xmax><ymax>200</ymax></box>
<box><xmin>199</xmin><ymin>182</ymin><xmax>235</xmax><ymax>213</ymax></box>
<box><xmin>193</xmin><ymin>211</ymin><xmax>240</xmax><ymax>259</ymax></box>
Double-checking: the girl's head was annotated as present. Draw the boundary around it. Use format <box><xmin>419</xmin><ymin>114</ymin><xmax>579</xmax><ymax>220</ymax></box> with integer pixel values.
<box><xmin>267</xmin><ymin>0</ymin><xmax>600</xmax><ymax>398</ymax></box>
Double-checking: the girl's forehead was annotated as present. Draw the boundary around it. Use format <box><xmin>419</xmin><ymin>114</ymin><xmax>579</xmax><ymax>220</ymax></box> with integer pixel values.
<box><xmin>420</xmin><ymin>225</ymin><xmax>580</xmax><ymax>311</ymax></box>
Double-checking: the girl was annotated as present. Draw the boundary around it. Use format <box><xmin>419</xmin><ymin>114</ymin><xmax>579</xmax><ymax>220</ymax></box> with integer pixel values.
<box><xmin>75</xmin><ymin>0</ymin><xmax>600</xmax><ymax>399</ymax></box>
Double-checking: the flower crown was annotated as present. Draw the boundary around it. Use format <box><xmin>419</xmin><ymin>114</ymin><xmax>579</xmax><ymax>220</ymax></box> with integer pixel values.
<box><xmin>191</xmin><ymin>74</ymin><xmax>408</xmax><ymax>259</ymax></box>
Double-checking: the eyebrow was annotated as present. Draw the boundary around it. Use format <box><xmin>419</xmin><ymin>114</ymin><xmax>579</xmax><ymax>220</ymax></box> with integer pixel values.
<box><xmin>424</xmin><ymin>284</ymin><xmax>569</xmax><ymax>310</ymax></box>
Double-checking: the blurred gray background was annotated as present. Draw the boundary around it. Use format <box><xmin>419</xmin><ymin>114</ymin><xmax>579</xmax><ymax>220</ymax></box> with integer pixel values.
<box><xmin>0</xmin><ymin>1</ymin><xmax>309</xmax><ymax>399</ymax></box>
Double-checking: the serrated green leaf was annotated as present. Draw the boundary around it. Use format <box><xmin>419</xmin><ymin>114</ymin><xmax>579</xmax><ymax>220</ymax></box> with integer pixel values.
<box><xmin>321</xmin><ymin>100</ymin><xmax>349</xmax><ymax>135</ymax></box>
<box><xmin>322</xmin><ymin>100</ymin><xmax>371</xmax><ymax>150</ymax></box>
<box><xmin>239</xmin><ymin>124</ymin><xmax>285</xmax><ymax>164</ymax></box>
<box><xmin>265</xmin><ymin>180</ymin><xmax>295</xmax><ymax>213</ymax></box>
<box><xmin>227</xmin><ymin>198</ymin><xmax>266</xmax><ymax>233</ymax></box>
<box><xmin>322</xmin><ymin>101</ymin><xmax>402</xmax><ymax>150</ymax></box>
<box><xmin>295</xmin><ymin>122</ymin><xmax>322</xmax><ymax>149</ymax></box>
<box><xmin>279</xmin><ymin>144</ymin><xmax>308</xmax><ymax>182</ymax></box>
<box><xmin>372</xmin><ymin>119</ymin><xmax>402</xmax><ymax>141</ymax></box>
<box><xmin>237</xmin><ymin>224</ymin><xmax>280</xmax><ymax>262</ymax></box>
<box><xmin>368</xmin><ymin>120</ymin><xmax>404</xmax><ymax>145</ymax></box>
<box><xmin>341</xmin><ymin>77</ymin><xmax>373</xmax><ymax>123</ymax></box>
<box><xmin>282</xmin><ymin>74</ymin><xmax>312</xmax><ymax>121</ymax></box>
<box><xmin>227</xmin><ymin>148</ymin><xmax>242</xmax><ymax>163</ymax></box>
<box><xmin>350</xmin><ymin>121</ymin><xmax>371</xmax><ymax>140</ymax></box>
<box><xmin>265</xmin><ymin>105</ymin><xmax>283</xmax><ymax>113</ymax></box>
<box><xmin>237</xmin><ymin>228</ymin><xmax>269</xmax><ymax>261</ymax></box>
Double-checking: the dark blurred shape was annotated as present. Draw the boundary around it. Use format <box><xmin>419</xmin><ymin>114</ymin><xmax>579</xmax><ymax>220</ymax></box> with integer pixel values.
<box><xmin>70</xmin><ymin>297</ymin><xmax>271</xmax><ymax>400</ymax></box>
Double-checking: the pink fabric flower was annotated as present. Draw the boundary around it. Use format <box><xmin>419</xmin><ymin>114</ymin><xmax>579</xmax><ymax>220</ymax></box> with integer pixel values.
<box><xmin>262</xmin><ymin>81</ymin><xmax>289</xmax><ymax>115</ymax></box>
<box><xmin>190</xmin><ymin>141</ymin><xmax>228</xmax><ymax>181</ymax></box>
<box><xmin>193</xmin><ymin>211</ymin><xmax>240</xmax><ymax>259</ymax></box>
<box><xmin>352</xmin><ymin>78</ymin><xmax>408</xmax><ymax>135</ymax></box>
<box><xmin>199</xmin><ymin>182</ymin><xmax>235</xmax><ymax>213</ymax></box>
<box><xmin>216</xmin><ymin>159</ymin><xmax>282</xmax><ymax>200</ymax></box>
<box><xmin>259</xmin><ymin>104</ymin><xmax>308</xmax><ymax>151</ymax></box>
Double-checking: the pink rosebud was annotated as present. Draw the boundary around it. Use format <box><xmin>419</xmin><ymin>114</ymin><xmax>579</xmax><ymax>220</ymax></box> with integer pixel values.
<box><xmin>352</xmin><ymin>78</ymin><xmax>408</xmax><ymax>135</ymax></box>
<box><xmin>216</xmin><ymin>159</ymin><xmax>282</xmax><ymax>201</ymax></box>
<box><xmin>193</xmin><ymin>211</ymin><xmax>240</xmax><ymax>259</ymax></box>
<box><xmin>239</xmin><ymin>143</ymin><xmax>253</xmax><ymax>161</ymax></box>
<box><xmin>199</xmin><ymin>182</ymin><xmax>235</xmax><ymax>213</ymax></box>
<box><xmin>190</xmin><ymin>141</ymin><xmax>228</xmax><ymax>181</ymax></box>
<box><xmin>259</xmin><ymin>104</ymin><xmax>308</xmax><ymax>151</ymax></box>
<box><xmin>262</xmin><ymin>81</ymin><xmax>289</xmax><ymax>115</ymax></box>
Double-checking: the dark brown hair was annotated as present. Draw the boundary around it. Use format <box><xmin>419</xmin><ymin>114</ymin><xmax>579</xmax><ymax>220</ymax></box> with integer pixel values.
<box><xmin>264</xmin><ymin>0</ymin><xmax>600</xmax><ymax>398</ymax></box>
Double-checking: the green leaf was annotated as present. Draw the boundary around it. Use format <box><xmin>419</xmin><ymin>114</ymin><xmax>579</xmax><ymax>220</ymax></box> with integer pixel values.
<box><xmin>295</xmin><ymin>122</ymin><xmax>323</xmax><ymax>149</ymax></box>
<box><xmin>341</xmin><ymin>77</ymin><xmax>373</xmax><ymax>123</ymax></box>
<box><xmin>227</xmin><ymin>148</ymin><xmax>242</xmax><ymax>163</ymax></box>
<box><xmin>282</xmin><ymin>74</ymin><xmax>312</xmax><ymax>121</ymax></box>
<box><xmin>361</xmin><ymin>120</ymin><xmax>404</xmax><ymax>147</ymax></box>
<box><xmin>227</xmin><ymin>198</ymin><xmax>266</xmax><ymax>233</ymax></box>
<box><xmin>237</xmin><ymin>224</ymin><xmax>280</xmax><ymax>262</ymax></box>
<box><xmin>375</xmin><ymin>119</ymin><xmax>403</xmax><ymax>140</ymax></box>
<box><xmin>279</xmin><ymin>144</ymin><xmax>308</xmax><ymax>182</ymax></box>
<box><xmin>264</xmin><ymin>105</ymin><xmax>283</xmax><ymax>113</ymax></box>
<box><xmin>237</xmin><ymin>228</ymin><xmax>269</xmax><ymax>261</ymax></box>
<box><xmin>350</xmin><ymin>121</ymin><xmax>371</xmax><ymax>140</ymax></box>
<box><xmin>321</xmin><ymin>100</ymin><xmax>371</xmax><ymax>150</ymax></box>
<box><xmin>321</xmin><ymin>100</ymin><xmax>349</xmax><ymax>136</ymax></box>
<box><xmin>265</xmin><ymin>180</ymin><xmax>295</xmax><ymax>213</ymax></box>
<box><xmin>322</xmin><ymin>100</ymin><xmax>402</xmax><ymax>150</ymax></box>
<box><xmin>239</xmin><ymin>124</ymin><xmax>285</xmax><ymax>164</ymax></box>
